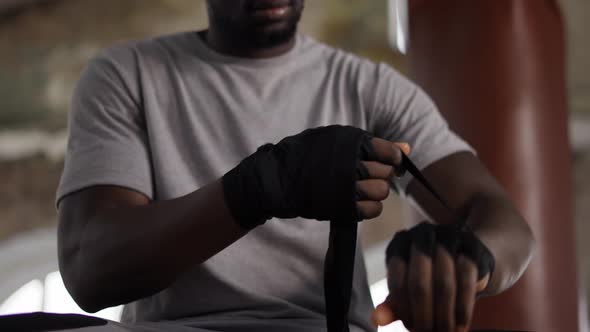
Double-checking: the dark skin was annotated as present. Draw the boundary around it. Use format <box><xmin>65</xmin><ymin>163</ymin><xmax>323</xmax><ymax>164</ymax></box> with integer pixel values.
<box><xmin>204</xmin><ymin>0</ymin><xmax>305</xmax><ymax>58</ymax></box>
<box><xmin>58</xmin><ymin>1</ymin><xmax>535</xmax><ymax>331</ymax></box>
<box><xmin>371</xmin><ymin>151</ymin><xmax>534</xmax><ymax>332</ymax></box>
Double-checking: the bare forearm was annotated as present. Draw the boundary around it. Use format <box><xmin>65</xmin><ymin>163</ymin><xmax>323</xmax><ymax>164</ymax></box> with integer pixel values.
<box><xmin>62</xmin><ymin>180</ymin><xmax>247</xmax><ymax>311</ymax></box>
<box><xmin>406</xmin><ymin>153</ymin><xmax>535</xmax><ymax>295</ymax></box>
<box><xmin>466</xmin><ymin>194</ymin><xmax>535</xmax><ymax>295</ymax></box>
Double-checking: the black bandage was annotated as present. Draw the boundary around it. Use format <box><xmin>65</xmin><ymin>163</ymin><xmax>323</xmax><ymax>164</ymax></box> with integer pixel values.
<box><xmin>385</xmin><ymin>222</ymin><xmax>495</xmax><ymax>281</ymax></box>
<box><xmin>222</xmin><ymin>125</ymin><xmax>374</xmax><ymax>230</ymax></box>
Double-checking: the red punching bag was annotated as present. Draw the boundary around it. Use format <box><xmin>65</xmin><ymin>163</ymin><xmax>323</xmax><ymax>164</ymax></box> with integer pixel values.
<box><xmin>407</xmin><ymin>0</ymin><xmax>579</xmax><ymax>330</ymax></box>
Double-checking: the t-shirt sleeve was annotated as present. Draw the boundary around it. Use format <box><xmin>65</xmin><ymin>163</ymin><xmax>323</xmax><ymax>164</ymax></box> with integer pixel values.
<box><xmin>369</xmin><ymin>63</ymin><xmax>475</xmax><ymax>195</ymax></box>
<box><xmin>56</xmin><ymin>49</ymin><xmax>154</xmax><ymax>208</ymax></box>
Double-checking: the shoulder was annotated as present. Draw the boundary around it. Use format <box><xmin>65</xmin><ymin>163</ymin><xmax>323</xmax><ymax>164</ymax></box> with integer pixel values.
<box><xmin>90</xmin><ymin>31</ymin><xmax>193</xmax><ymax>73</ymax></box>
<box><xmin>300</xmin><ymin>35</ymin><xmax>378</xmax><ymax>73</ymax></box>
<box><xmin>78</xmin><ymin>31</ymin><xmax>198</xmax><ymax>96</ymax></box>
<box><xmin>300</xmin><ymin>35</ymin><xmax>416</xmax><ymax>91</ymax></box>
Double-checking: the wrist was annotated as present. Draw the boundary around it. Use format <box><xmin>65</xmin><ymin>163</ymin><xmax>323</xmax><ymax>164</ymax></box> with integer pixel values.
<box><xmin>222</xmin><ymin>146</ymin><xmax>275</xmax><ymax>230</ymax></box>
<box><xmin>465</xmin><ymin>196</ymin><xmax>534</xmax><ymax>296</ymax></box>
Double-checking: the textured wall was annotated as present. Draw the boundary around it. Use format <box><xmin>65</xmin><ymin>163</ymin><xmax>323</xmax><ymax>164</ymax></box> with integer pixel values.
<box><xmin>0</xmin><ymin>0</ymin><xmax>208</xmax><ymax>130</ymax></box>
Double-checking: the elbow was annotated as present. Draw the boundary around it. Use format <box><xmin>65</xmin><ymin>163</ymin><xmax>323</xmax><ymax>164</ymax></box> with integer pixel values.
<box><xmin>60</xmin><ymin>263</ymin><xmax>111</xmax><ymax>313</ymax></box>
<box><xmin>59</xmin><ymin>247</ymin><xmax>114</xmax><ymax>313</ymax></box>
<box><xmin>72</xmin><ymin>291</ymin><xmax>107</xmax><ymax>314</ymax></box>
<box><xmin>58</xmin><ymin>215</ymin><xmax>119</xmax><ymax>313</ymax></box>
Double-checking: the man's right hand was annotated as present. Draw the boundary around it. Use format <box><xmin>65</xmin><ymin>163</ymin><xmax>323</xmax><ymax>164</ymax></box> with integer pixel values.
<box><xmin>357</xmin><ymin>138</ymin><xmax>410</xmax><ymax>219</ymax></box>
<box><xmin>222</xmin><ymin>125</ymin><xmax>411</xmax><ymax>230</ymax></box>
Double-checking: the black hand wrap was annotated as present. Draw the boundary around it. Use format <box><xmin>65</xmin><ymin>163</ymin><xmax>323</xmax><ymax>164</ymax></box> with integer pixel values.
<box><xmin>385</xmin><ymin>222</ymin><xmax>495</xmax><ymax>281</ymax></box>
<box><xmin>222</xmin><ymin>125</ymin><xmax>375</xmax><ymax>230</ymax></box>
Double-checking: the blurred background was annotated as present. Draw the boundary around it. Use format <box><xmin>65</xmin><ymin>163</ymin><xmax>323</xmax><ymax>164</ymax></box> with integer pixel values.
<box><xmin>0</xmin><ymin>0</ymin><xmax>588</xmax><ymax>331</ymax></box>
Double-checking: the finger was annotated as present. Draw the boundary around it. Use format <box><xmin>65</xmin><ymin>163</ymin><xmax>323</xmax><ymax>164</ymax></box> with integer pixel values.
<box><xmin>370</xmin><ymin>138</ymin><xmax>411</xmax><ymax>171</ymax></box>
<box><xmin>408</xmin><ymin>244</ymin><xmax>434</xmax><ymax>331</ymax></box>
<box><xmin>455</xmin><ymin>255</ymin><xmax>477</xmax><ymax>330</ymax></box>
<box><xmin>371</xmin><ymin>299</ymin><xmax>396</xmax><ymax>327</ymax></box>
<box><xmin>356</xmin><ymin>179</ymin><xmax>390</xmax><ymax>201</ymax></box>
<box><xmin>387</xmin><ymin>256</ymin><xmax>412</xmax><ymax>328</ymax></box>
<box><xmin>361</xmin><ymin>161</ymin><xmax>395</xmax><ymax>180</ymax></box>
<box><xmin>356</xmin><ymin>201</ymin><xmax>383</xmax><ymax>219</ymax></box>
<box><xmin>434</xmin><ymin>245</ymin><xmax>457</xmax><ymax>332</ymax></box>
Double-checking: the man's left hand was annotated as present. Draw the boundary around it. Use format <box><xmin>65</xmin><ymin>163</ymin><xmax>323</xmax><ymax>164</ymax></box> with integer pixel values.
<box><xmin>372</xmin><ymin>223</ymin><xmax>492</xmax><ymax>332</ymax></box>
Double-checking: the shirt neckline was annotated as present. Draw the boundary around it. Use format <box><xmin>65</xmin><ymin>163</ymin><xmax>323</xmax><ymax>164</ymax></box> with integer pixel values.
<box><xmin>191</xmin><ymin>30</ymin><xmax>301</xmax><ymax>68</ymax></box>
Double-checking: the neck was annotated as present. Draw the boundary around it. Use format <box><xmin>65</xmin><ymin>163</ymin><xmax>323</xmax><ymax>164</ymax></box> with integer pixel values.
<box><xmin>202</xmin><ymin>29</ymin><xmax>296</xmax><ymax>59</ymax></box>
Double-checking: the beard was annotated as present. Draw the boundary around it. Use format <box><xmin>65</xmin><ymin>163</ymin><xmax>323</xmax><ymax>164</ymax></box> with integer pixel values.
<box><xmin>246</xmin><ymin>19</ymin><xmax>300</xmax><ymax>48</ymax></box>
<box><xmin>208</xmin><ymin>0</ymin><xmax>304</xmax><ymax>49</ymax></box>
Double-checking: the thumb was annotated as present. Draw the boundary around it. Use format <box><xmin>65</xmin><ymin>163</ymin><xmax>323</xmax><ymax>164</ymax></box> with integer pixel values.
<box><xmin>394</xmin><ymin>142</ymin><xmax>411</xmax><ymax>156</ymax></box>
<box><xmin>476</xmin><ymin>273</ymin><xmax>491</xmax><ymax>294</ymax></box>
<box><xmin>371</xmin><ymin>299</ymin><xmax>396</xmax><ymax>327</ymax></box>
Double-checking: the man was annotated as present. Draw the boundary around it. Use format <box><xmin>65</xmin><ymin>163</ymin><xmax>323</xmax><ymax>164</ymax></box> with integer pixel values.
<box><xmin>56</xmin><ymin>1</ymin><xmax>534</xmax><ymax>331</ymax></box>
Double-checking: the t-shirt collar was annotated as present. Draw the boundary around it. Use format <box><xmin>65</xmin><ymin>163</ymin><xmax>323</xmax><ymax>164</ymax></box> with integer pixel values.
<box><xmin>192</xmin><ymin>30</ymin><xmax>301</xmax><ymax>68</ymax></box>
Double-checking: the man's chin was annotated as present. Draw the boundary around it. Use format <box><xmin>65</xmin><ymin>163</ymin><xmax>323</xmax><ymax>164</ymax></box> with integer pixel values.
<box><xmin>247</xmin><ymin>23</ymin><xmax>298</xmax><ymax>48</ymax></box>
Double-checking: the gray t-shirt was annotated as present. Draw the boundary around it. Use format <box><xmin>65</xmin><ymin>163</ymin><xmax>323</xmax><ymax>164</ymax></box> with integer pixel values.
<box><xmin>57</xmin><ymin>31</ymin><xmax>473</xmax><ymax>332</ymax></box>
